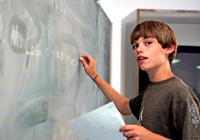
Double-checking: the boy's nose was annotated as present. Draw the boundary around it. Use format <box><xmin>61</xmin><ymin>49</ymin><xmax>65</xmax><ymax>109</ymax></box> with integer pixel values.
<box><xmin>136</xmin><ymin>45</ymin><xmax>144</xmax><ymax>54</ymax></box>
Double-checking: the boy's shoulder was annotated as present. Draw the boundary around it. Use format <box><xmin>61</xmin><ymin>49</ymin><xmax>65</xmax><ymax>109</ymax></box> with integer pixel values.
<box><xmin>159</xmin><ymin>76</ymin><xmax>190</xmax><ymax>91</ymax></box>
<box><xmin>167</xmin><ymin>76</ymin><xmax>188</xmax><ymax>91</ymax></box>
<box><xmin>149</xmin><ymin>76</ymin><xmax>197</xmax><ymax>100</ymax></box>
<box><xmin>164</xmin><ymin>76</ymin><xmax>198</xmax><ymax>103</ymax></box>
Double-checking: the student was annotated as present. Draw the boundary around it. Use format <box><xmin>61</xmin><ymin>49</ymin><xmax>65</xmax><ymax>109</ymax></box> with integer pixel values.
<box><xmin>80</xmin><ymin>20</ymin><xmax>200</xmax><ymax>140</ymax></box>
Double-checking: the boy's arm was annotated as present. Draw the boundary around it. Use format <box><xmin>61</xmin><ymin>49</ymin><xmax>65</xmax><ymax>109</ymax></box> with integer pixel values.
<box><xmin>80</xmin><ymin>54</ymin><xmax>132</xmax><ymax>115</ymax></box>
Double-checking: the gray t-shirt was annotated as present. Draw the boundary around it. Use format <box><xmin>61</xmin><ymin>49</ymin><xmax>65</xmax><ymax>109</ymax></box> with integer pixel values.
<box><xmin>129</xmin><ymin>76</ymin><xmax>200</xmax><ymax>140</ymax></box>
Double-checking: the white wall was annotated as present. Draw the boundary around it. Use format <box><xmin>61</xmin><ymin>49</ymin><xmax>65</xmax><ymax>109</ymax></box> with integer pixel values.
<box><xmin>100</xmin><ymin>0</ymin><xmax>200</xmax><ymax>22</ymax></box>
<box><xmin>170</xmin><ymin>24</ymin><xmax>200</xmax><ymax>46</ymax></box>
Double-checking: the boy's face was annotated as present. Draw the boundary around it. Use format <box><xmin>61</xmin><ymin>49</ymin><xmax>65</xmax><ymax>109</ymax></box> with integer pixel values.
<box><xmin>132</xmin><ymin>37</ymin><xmax>170</xmax><ymax>73</ymax></box>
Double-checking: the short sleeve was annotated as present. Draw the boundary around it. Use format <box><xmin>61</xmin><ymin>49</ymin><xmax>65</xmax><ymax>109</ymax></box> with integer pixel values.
<box><xmin>129</xmin><ymin>93</ymin><xmax>144</xmax><ymax>120</ymax></box>
<box><xmin>172</xmin><ymin>96</ymin><xmax>200</xmax><ymax>139</ymax></box>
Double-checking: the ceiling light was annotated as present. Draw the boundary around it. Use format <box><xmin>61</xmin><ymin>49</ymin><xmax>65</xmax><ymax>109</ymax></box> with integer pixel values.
<box><xmin>196</xmin><ymin>65</ymin><xmax>200</xmax><ymax>70</ymax></box>
<box><xmin>172</xmin><ymin>59</ymin><xmax>181</xmax><ymax>64</ymax></box>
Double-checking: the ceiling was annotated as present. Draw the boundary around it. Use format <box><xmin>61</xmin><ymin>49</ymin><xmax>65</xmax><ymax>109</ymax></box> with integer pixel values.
<box><xmin>139</xmin><ymin>10</ymin><xmax>200</xmax><ymax>24</ymax></box>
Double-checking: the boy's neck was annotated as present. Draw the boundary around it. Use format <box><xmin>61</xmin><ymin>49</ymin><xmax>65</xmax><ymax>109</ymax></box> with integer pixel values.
<box><xmin>147</xmin><ymin>67</ymin><xmax>175</xmax><ymax>83</ymax></box>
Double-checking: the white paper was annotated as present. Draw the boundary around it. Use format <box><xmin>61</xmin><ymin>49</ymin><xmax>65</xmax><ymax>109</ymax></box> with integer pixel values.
<box><xmin>67</xmin><ymin>102</ymin><xmax>126</xmax><ymax>140</ymax></box>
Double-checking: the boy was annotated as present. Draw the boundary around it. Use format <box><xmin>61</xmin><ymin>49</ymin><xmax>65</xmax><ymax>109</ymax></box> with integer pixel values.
<box><xmin>80</xmin><ymin>20</ymin><xmax>200</xmax><ymax>140</ymax></box>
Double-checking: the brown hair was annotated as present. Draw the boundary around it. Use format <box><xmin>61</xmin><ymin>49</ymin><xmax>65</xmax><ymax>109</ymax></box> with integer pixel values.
<box><xmin>130</xmin><ymin>20</ymin><xmax>178</xmax><ymax>64</ymax></box>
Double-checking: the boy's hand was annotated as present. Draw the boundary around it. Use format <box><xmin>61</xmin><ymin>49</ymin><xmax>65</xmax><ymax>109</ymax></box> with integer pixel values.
<box><xmin>120</xmin><ymin>125</ymin><xmax>171</xmax><ymax>140</ymax></box>
<box><xmin>80</xmin><ymin>54</ymin><xmax>98</xmax><ymax>80</ymax></box>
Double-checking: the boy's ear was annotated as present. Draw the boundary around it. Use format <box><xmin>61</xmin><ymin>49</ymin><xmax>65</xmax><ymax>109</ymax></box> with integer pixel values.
<box><xmin>166</xmin><ymin>44</ymin><xmax>175</xmax><ymax>54</ymax></box>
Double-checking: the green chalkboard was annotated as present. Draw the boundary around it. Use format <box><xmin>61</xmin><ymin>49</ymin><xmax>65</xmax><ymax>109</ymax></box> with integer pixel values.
<box><xmin>0</xmin><ymin>0</ymin><xmax>111</xmax><ymax>139</ymax></box>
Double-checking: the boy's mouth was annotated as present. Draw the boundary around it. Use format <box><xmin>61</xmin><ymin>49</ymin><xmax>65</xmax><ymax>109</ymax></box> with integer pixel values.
<box><xmin>138</xmin><ymin>56</ymin><xmax>148</xmax><ymax>61</ymax></box>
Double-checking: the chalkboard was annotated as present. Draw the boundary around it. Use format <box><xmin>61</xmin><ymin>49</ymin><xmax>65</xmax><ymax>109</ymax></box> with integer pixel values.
<box><xmin>0</xmin><ymin>0</ymin><xmax>111</xmax><ymax>140</ymax></box>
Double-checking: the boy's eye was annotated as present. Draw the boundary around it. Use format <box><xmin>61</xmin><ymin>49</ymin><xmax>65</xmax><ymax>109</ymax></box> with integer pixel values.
<box><xmin>132</xmin><ymin>44</ymin><xmax>139</xmax><ymax>49</ymax></box>
<box><xmin>145</xmin><ymin>42</ymin><xmax>152</xmax><ymax>45</ymax></box>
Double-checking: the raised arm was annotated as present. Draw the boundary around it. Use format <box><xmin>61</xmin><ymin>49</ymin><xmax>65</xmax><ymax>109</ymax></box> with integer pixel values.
<box><xmin>80</xmin><ymin>54</ymin><xmax>132</xmax><ymax>115</ymax></box>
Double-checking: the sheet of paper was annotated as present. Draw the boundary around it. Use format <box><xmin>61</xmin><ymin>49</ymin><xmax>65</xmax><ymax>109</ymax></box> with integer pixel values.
<box><xmin>67</xmin><ymin>102</ymin><xmax>126</xmax><ymax>140</ymax></box>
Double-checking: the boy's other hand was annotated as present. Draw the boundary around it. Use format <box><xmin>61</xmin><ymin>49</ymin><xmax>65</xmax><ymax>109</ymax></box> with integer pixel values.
<box><xmin>120</xmin><ymin>125</ymin><xmax>171</xmax><ymax>140</ymax></box>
